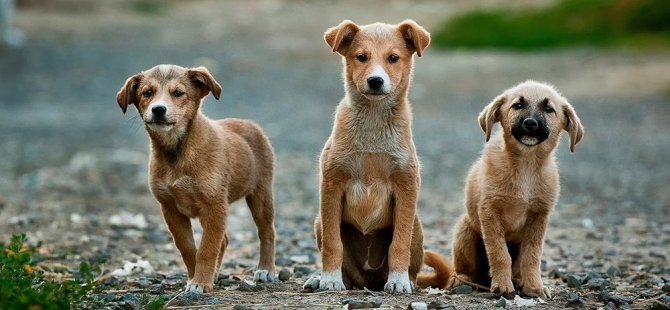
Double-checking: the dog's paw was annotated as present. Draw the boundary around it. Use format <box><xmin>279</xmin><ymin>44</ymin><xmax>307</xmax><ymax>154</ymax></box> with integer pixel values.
<box><xmin>318</xmin><ymin>270</ymin><xmax>345</xmax><ymax>291</ymax></box>
<box><xmin>302</xmin><ymin>275</ymin><xmax>321</xmax><ymax>291</ymax></box>
<box><xmin>384</xmin><ymin>271</ymin><xmax>413</xmax><ymax>294</ymax></box>
<box><xmin>184</xmin><ymin>282</ymin><xmax>208</xmax><ymax>295</ymax></box>
<box><xmin>522</xmin><ymin>285</ymin><xmax>551</xmax><ymax>299</ymax></box>
<box><xmin>254</xmin><ymin>269</ymin><xmax>277</xmax><ymax>283</ymax></box>
<box><xmin>490</xmin><ymin>277</ymin><xmax>515</xmax><ymax>298</ymax></box>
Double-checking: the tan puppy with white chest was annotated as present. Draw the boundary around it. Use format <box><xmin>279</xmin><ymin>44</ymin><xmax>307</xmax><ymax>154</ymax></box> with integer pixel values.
<box><xmin>116</xmin><ymin>65</ymin><xmax>277</xmax><ymax>293</ymax></box>
<box><xmin>303</xmin><ymin>20</ymin><xmax>451</xmax><ymax>293</ymax></box>
<box><xmin>451</xmin><ymin>81</ymin><xmax>584</xmax><ymax>298</ymax></box>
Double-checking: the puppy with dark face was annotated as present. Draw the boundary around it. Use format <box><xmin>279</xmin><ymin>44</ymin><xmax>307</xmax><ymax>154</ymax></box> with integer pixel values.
<box><xmin>451</xmin><ymin>81</ymin><xmax>584</xmax><ymax>298</ymax></box>
<box><xmin>116</xmin><ymin>65</ymin><xmax>277</xmax><ymax>293</ymax></box>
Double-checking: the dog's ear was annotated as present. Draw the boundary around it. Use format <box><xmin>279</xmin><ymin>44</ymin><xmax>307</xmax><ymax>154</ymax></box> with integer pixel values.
<box><xmin>562</xmin><ymin>101</ymin><xmax>584</xmax><ymax>152</ymax></box>
<box><xmin>324</xmin><ymin>20</ymin><xmax>360</xmax><ymax>55</ymax></box>
<box><xmin>188</xmin><ymin>66</ymin><xmax>222</xmax><ymax>100</ymax></box>
<box><xmin>478</xmin><ymin>95</ymin><xmax>506</xmax><ymax>142</ymax></box>
<box><xmin>397</xmin><ymin>19</ymin><xmax>431</xmax><ymax>57</ymax></box>
<box><xmin>116</xmin><ymin>73</ymin><xmax>143</xmax><ymax>114</ymax></box>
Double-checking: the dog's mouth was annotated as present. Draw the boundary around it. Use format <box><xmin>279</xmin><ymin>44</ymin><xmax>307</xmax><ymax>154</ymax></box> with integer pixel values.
<box><xmin>146</xmin><ymin>120</ymin><xmax>176</xmax><ymax>128</ymax></box>
<box><xmin>512</xmin><ymin>125</ymin><xmax>549</xmax><ymax>147</ymax></box>
<box><xmin>361</xmin><ymin>91</ymin><xmax>389</xmax><ymax>100</ymax></box>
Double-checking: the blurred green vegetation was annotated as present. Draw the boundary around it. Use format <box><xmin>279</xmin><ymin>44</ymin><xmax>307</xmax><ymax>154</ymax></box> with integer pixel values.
<box><xmin>433</xmin><ymin>0</ymin><xmax>670</xmax><ymax>49</ymax></box>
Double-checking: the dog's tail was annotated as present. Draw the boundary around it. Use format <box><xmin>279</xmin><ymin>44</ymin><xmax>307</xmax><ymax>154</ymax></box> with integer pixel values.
<box><xmin>416</xmin><ymin>250</ymin><xmax>453</xmax><ymax>289</ymax></box>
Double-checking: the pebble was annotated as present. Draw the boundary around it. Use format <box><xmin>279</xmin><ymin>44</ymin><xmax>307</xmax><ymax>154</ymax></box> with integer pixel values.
<box><xmin>564</xmin><ymin>298</ymin><xmax>585</xmax><ymax>310</ymax></box>
<box><xmin>495</xmin><ymin>297</ymin><xmax>507</xmax><ymax>308</ymax></box>
<box><xmin>450</xmin><ymin>284</ymin><xmax>473</xmax><ymax>294</ymax></box>
<box><xmin>148</xmin><ymin>284</ymin><xmax>164</xmax><ymax>294</ymax></box>
<box><xmin>606</xmin><ymin>265</ymin><xmax>621</xmax><ymax>277</ymax></box>
<box><xmin>342</xmin><ymin>296</ymin><xmax>384</xmax><ymax>309</ymax></box>
<box><xmin>427</xmin><ymin>299</ymin><xmax>452</xmax><ymax>309</ymax></box>
<box><xmin>608</xmin><ymin>295</ymin><xmax>634</xmax><ymax>307</ymax></box>
<box><xmin>604</xmin><ymin>301</ymin><xmax>616</xmax><ymax>310</ymax></box>
<box><xmin>278</xmin><ymin>268</ymin><xmax>291</xmax><ymax>282</ymax></box>
<box><xmin>662</xmin><ymin>284</ymin><xmax>670</xmax><ymax>293</ymax></box>
<box><xmin>120</xmin><ymin>293</ymin><xmax>142</xmax><ymax>310</ymax></box>
<box><xmin>408</xmin><ymin>302</ymin><xmax>428</xmax><ymax>310</ymax></box>
<box><xmin>238</xmin><ymin>281</ymin><xmax>263</xmax><ymax>292</ymax></box>
<box><xmin>567</xmin><ymin>274</ymin><xmax>582</xmax><ymax>288</ymax></box>
<box><xmin>177</xmin><ymin>291</ymin><xmax>200</xmax><ymax>306</ymax></box>
<box><xmin>647</xmin><ymin>301</ymin><xmax>670</xmax><ymax>310</ymax></box>
<box><xmin>203</xmin><ymin>297</ymin><xmax>226</xmax><ymax>305</ymax></box>
<box><xmin>585</xmin><ymin>278</ymin><xmax>611</xmax><ymax>291</ymax></box>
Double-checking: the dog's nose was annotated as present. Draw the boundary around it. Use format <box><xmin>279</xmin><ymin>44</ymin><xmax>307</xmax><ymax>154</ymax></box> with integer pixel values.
<box><xmin>367</xmin><ymin>76</ymin><xmax>384</xmax><ymax>90</ymax></box>
<box><xmin>152</xmin><ymin>105</ymin><xmax>167</xmax><ymax>117</ymax></box>
<box><xmin>523</xmin><ymin>118</ymin><xmax>539</xmax><ymax>131</ymax></box>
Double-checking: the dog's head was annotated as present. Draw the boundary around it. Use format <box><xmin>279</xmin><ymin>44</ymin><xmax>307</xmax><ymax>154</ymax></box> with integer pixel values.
<box><xmin>479</xmin><ymin>81</ymin><xmax>584</xmax><ymax>152</ymax></box>
<box><xmin>324</xmin><ymin>20</ymin><xmax>430</xmax><ymax>102</ymax></box>
<box><xmin>116</xmin><ymin>64</ymin><xmax>222</xmax><ymax>138</ymax></box>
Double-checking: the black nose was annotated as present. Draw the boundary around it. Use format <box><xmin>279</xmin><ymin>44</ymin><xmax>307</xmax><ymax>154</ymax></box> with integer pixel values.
<box><xmin>152</xmin><ymin>105</ymin><xmax>167</xmax><ymax>117</ymax></box>
<box><xmin>367</xmin><ymin>76</ymin><xmax>384</xmax><ymax>90</ymax></box>
<box><xmin>523</xmin><ymin>118</ymin><xmax>539</xmax><ymax>130</ymax></box>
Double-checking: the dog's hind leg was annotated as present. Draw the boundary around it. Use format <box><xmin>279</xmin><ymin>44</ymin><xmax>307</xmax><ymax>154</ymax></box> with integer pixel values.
<box><xmin>246</xmin><ymin>184</ymin><xmax>277</xmax><ymax>282</ymax></box>
<box><xmin>452</xmin><ymin>215</ymin><xmax>484</xmax><ymax>288</ymax></box>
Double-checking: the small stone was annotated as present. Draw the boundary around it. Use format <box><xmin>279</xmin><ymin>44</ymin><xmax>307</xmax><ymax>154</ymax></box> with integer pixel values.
<box><xmin>475</xmin><ymin>292</ymin><xmax>498</xmax><ymax>299</ymax></box>
<box><xmin>450</xmin><ymin>284</ymin><xmax>473</xmax><ymax>294</ymax></box>
<box><xmin>177</xmin><ymin>291</ymin><xmax>200</xmax><ymax>306</ymax></box>
<box><xmin>495</xmin><ymin>297</ymin><xmax>507</xmax><ymax>308</ymax></box>
<box><xmin>148</xmin><ymin>284</ymin><xmax>164</xmax><ymax>294</ymax></box>
<box><xmin>121</xmin><ymin>293</ymin><xmax>142</xmax><ymax>310</ymax></box>
<box><xmin>608</xmin><ymin>295</ymin><xmax>634</xmax><ymax>307</ymax></box>
<box><xmin>408</xmin><ymin>302</ymin><xmax>428</xmax><ymax>310</ymax></box>
<box><xmin>662</xmin><ymin>284</ymin><xmax>670</xmax><ymax>293</ymax></box>
<box><xmin>278</xmin><ymin>268</ymin><xmax>291</xmax><ymax>282</ymax></box>
<box><xmin>567</xmin><ymin>274</ymin><xmax>582</xmax><ymax>288</ymax></box>
<box><xmin>606</xmin><ymin>265</ymin><xmax>621</xmax><ymax>278</ymax></box>
<box><xmin>564</xmin><ymin>298</ymin><xmax>585</xmax><ymax>310</ymax></box>
<box><xmin>343</xmin><ymin>296</ymin><xmax>384</xmax><ymax>309</ymax></box>
<box><xmin>604</xmin><ymin>301</ymin><xmax>616</xmax><ymax>310</ymax></box>
<box><xmin>646</xmin><ymin>300</ymin><xmax>670</xmax><ymax>310</ymax></box>
<box><xmin>585</xmin><ymin>278</ymin><xmax>611</xmax><ymax>291</ymax></box>
<box><xmin>202</xmin><ymin>297</ymin><xmax>226</xmax><ymax>305</ymax></box>
<box><xmin>427</xmin><ymin>299</ymin><xmax>451</xmax><ymax>309</ymax></box>
<box><xmin>237</xmin><ymin>281</ymin><xmax>263</xmax><ymax>292</ymax></box>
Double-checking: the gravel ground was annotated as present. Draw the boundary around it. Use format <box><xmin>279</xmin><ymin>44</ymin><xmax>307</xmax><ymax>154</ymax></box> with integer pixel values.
<box><xmin>0</xmin><ymin>1</ymin><xmax>669</xmax><ymax>309</ymax></box>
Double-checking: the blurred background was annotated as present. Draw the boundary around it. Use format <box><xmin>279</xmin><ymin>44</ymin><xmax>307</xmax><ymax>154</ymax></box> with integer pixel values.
<box><xmin>0</xmin><ymin>0</ymin><xmax>668</xmax><ymax>288</ymax></box>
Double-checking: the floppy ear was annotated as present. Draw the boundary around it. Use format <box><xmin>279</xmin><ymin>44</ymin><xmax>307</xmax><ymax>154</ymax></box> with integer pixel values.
<box><xmin>324</xmin><ymin>20</ymin><xmax>360</xmax><ymax>55</ymax></box>
<box><xmin>397</xmin><ymin>19</ymin><xmax>431</xmax><ymax>57</ymax></box>
<box><xmin>188</xmin><ymin>66</ymin><xmax>222</xmax><ymax>100</ymax></box>
<box><xmin>478</xmin><ymin>95</ymin><xmax>506</xmax><ymax>142</ymax></box>
<box><xmin>562</xmin><ymin>101</ymin><xmax>584</xmax><ymax>152</ymax></box>
<box><xmin>116</xmin><ymin>73</ymin><xmax>143</xmax><ymax>114</ymax></box>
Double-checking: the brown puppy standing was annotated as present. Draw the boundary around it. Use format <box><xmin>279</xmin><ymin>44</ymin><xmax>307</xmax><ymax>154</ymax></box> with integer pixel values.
<box><xmin>451</xmin><ymin>81</ymin><xmax>584</xmax><ymax>298</ymax></box>
<box><xmin>303</xmin><ymin>20</ymin><xmax>451</xmax><ymax>293</ymax></box>
<box><xmin>116</xmin><ymin>65</ymin><xmax>277</xmax><ymax>293</ymax></box>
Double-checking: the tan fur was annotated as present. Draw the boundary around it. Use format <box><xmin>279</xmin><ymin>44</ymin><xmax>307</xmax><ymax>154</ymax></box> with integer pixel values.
<box><xmin>116</xmin><ymin>65</ymin><xmax>277</xmax><ymax>292</ymax></box>
<box><xmin>310</xmin><ymin>20</ymin><xmax>449</xmax><ymax>293</ymax></box>
<box><xmin>451</xmin><ymin>81</ymin><xmax>584</xmax><ymax>298</ymax></box>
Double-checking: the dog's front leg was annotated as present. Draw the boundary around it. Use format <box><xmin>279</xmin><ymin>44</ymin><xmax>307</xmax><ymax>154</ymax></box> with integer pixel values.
<box><xmin>317</xmin><ymin>170</ymin><xmax>346</xmax><ymax>291</ymax></box>
<box><xmin>187</xmin><ymin>201</ymin><xmax>227</xmax><ymax>294</ymax></box>
<box><xmin>478</xmin><ymin>203</ymin><xmax>515</xmax><ymax>297</ymax></box>
<box><xmin>385</xmin><ymin>170</ymin><xmax>419</xmax><ymax>294</ymax></box>
<box><xmin>519</xmin><ymin>211</ymin><xmax>550</xmax><ymax>299</ymax></box>
<box><xmin>160</xmin><ymin>202</ymin><xmax>197</xmax><ymax>280</ymax></box>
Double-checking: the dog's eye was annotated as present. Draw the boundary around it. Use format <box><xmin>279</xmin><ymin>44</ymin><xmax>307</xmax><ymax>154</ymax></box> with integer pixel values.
<box><xmin>356</xmin><ymin>54</ymin><xmax>367</xmax><ymax>62</ymax></box>
<box><xmin>544</xmin><ymin>106</ymin><xmax>555</xmax><ymax>113</ymax></box>
<box><xmin>512</xmin><ymin>102</ymin><xmax>524</xmax><ymax>110</ymax></box>
<box><xmin>142</xmin><ymin>90</ymin><xmax>153</xmax><ymax>98</ymax></box>
<box><xmin>173</xmin><ymin>90</ymin><xmax>184</xmax><ymax>97</ymax></box>
<box><xmin>388</xmin><ymin>54</ymin><xmax>399</xmax><ymax>63</ymax></box>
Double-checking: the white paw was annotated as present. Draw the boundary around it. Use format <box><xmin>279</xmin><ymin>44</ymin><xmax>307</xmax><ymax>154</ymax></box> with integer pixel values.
<box><xmin>254</xmin><ymin>269</ymin><xmax>277</xmax><ymax>283</ymax></box>
<box><xmin>319</xmin><ymin>270</ymin><xmax>345</xmax><ymax>291</ymax></box>
<box><xmin>302</xmin><ymin>275</ymin><xmax>321</xmax><ymax>290</ymax></box>
<box><xmin>384</xmin><ymin>271</ymin><xmax>413</xmax><ymax>294</ymax></box>
<box><xmin>184</xmin><ymin>282</ymin><xmax>204</xmax><ymax>295</ymax></box>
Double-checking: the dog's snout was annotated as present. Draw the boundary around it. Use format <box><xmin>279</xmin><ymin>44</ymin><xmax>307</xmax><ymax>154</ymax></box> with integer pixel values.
<box><xmin>152</xmin><ymin>105</ymin><xmax>167</xmax><ymax>117</ymax></box>
<box><xmin>523</xmin><ymin>118</ymin><xmax>539</xmax><ymax>131</ymax></box>
<box><xmin>367</xmin><ymin>76</ymin><xmax>384</xmax><ymax>90</ymax></box>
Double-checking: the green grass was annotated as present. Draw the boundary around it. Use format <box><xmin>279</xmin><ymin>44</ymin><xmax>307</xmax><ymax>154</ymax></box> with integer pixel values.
<box><xmin>433</xmin><ymin>0</ymin><xmax>670</xmax><ymax>49</ymax></box>
<box><xmin>0</xmin><ymin>233</ymin><xmax>166</xmax><ymax>309</ymax></box>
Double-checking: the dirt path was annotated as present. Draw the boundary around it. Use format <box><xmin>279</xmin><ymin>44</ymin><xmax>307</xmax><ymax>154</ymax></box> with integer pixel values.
<box><xmin>1</xmin><ymin>1</ymin><xmax>669</xmax><ymax>309</ymax></box>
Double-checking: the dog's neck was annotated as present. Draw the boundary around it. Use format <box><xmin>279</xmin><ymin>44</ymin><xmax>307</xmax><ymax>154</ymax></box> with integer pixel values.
<box><xmin>148</xmin><ymin>111</ymin><xmax>207</xmax><ymax>164</ymax></box>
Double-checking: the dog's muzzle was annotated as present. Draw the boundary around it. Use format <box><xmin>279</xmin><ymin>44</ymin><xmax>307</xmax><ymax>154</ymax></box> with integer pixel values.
<box><xmin>512</xmin><ymin>117</ymin><xmax>549</xmax><ymax>146</ymax></box>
